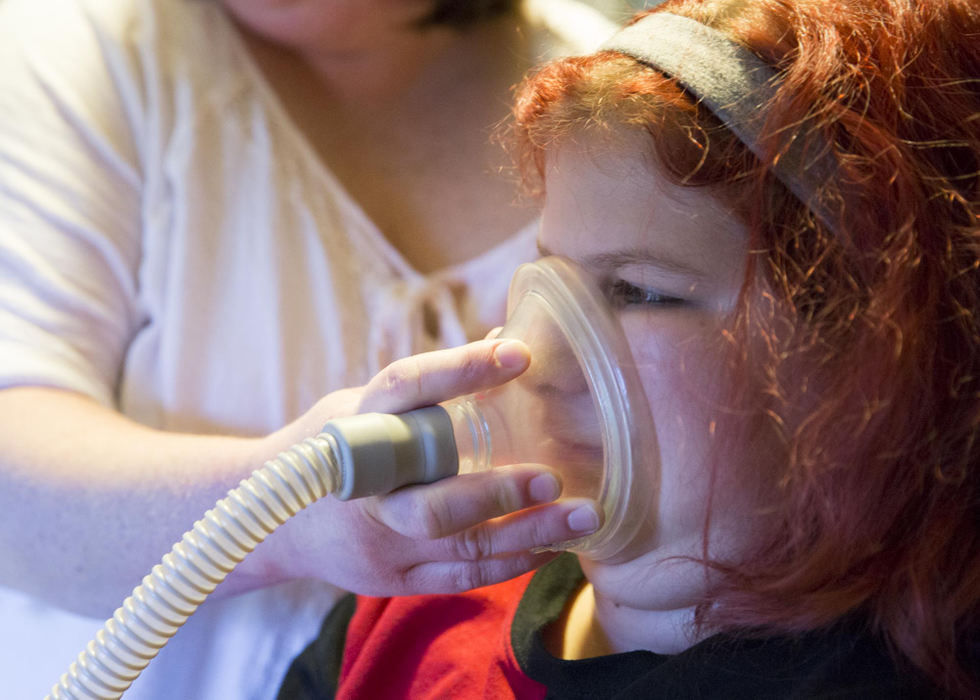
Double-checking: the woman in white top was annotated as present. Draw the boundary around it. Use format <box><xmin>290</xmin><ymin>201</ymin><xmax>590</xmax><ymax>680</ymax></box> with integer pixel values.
<box><xmin>0</xmin><ymin>0</ymin><xmax>616</xmax><ymax>696</ymax></box>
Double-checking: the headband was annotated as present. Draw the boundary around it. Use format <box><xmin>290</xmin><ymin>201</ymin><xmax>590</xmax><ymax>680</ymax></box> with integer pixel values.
<box><xmin>601</xmin><ymin>12</ymin><xmax>839</xmax><ymax>233</ymax></box>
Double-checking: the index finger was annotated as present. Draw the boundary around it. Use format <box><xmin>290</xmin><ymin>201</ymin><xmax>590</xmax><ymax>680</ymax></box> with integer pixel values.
<box><xmin>358</xmin><ymin>339</ymin><xmax>530</xmax><ymax>414</ymax></box>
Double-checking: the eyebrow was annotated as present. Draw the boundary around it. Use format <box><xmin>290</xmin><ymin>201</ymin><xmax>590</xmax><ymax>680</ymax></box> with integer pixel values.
<box><xmin>536</xmin><ymin>242</ymin><xmax>708</xmax><ymax>278</ymax></box>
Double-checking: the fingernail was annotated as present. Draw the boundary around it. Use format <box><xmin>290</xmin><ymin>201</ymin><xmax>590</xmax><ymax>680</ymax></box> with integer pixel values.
<box><xmin>567</xmin><ymin>503</ymin><xmax>601</xmax><ymax>533</ymax></box>
<box><xmin>493</xmin><ymin>340</ymin><xmax>529</xmax><ymax>370</ymax></box>
<box><xmin>528</xmin><ymin>473</ymin><xmax>561</xmax><ymax>503</ymax></box>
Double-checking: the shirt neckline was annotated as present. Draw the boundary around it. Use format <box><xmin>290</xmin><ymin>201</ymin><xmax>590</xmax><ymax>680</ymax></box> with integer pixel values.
<box><xmin>217</xmin><ymin>11</ymin><xmax>539</xmax><ymax>286</ymax></box>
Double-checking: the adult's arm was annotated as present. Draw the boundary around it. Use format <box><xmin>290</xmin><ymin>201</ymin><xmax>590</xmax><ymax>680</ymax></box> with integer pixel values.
<box><xmin>0</xmin><ymin>339</ymin><xmax>597</xmax><ymax>617</ymax></box>
<box><xmin>0</xmin><ymin>3</ymin><xmax>597</xmax><ymax>617</ymax></box>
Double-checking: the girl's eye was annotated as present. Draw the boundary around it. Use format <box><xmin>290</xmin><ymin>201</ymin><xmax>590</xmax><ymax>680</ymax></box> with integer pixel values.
<box><xmin>606</xmin><ymin>279</ymin><xmax>684</xmax><ymax>309</ymax></box>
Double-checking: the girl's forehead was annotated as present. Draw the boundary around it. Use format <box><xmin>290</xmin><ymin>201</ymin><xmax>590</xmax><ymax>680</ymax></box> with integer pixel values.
<box><xmin>537</xmin><ymin>141</ymin><xmax>748</xmax><ymax>275</ymax></box>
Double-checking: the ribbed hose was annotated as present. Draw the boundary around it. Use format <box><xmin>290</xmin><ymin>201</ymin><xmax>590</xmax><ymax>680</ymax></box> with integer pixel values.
<box><xmin>46</xmin><ymin>434</ymin><xmax>343</xmax><ymax>700</ymax></box>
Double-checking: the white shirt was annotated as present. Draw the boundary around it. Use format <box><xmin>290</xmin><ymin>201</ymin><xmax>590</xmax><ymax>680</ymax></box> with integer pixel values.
<box><xmin>0</xmin><ymin>0</ymin><xmax>616</xmax><ymax>696</ymax></box>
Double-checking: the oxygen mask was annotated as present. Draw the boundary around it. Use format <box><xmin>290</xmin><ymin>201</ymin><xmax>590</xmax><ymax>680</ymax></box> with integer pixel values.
<box><xmin>440</xmin><ymin>257</ymin><xmax>656</xmax><ymax>560</ymax></box>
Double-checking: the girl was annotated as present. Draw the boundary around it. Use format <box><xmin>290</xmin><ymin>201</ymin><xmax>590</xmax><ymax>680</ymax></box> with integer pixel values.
<box><xmin>280</xmin><ymin>0</ymin><xmax>980</xmax><ymax>697</ymax></box>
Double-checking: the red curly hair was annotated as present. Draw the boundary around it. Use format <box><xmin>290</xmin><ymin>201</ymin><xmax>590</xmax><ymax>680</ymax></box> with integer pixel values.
<box><xmin>513</xmin><ymin>0</ymin><xmax>980</xmax><ymax>696</ymax></box>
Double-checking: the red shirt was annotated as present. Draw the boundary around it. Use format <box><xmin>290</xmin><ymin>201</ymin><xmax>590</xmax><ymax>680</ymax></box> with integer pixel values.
<box><xmin>337</xmin><ymin>571</ymin><xmax>546</xmax><ymax>699</ymax></box>
<box><xmin>279</xmin><ymin>555</ymin><xmax>937</xmax><ymax>699</ymax></box>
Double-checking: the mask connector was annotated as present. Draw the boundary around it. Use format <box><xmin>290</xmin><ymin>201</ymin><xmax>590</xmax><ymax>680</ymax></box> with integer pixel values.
<box><xmin>322</xmin><ymin>406</ymin><xmax>459</xmax><ymax>500</ymax></box>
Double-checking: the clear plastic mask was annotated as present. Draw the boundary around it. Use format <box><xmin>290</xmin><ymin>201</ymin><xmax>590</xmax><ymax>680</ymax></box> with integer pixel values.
<box><xmin>441</xmin><ymin>257</ymin><xmax>656</xmax><ymax>560</ymax></box>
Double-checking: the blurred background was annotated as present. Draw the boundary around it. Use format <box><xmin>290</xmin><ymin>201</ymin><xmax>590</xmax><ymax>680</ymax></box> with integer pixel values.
<box><xmin>592</xmin><ymin>0</ymin><xmax>664</xmax><ymax>20</ymax></box>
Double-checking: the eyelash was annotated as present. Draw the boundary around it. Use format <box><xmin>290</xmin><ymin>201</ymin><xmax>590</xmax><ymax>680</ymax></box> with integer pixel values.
<box><xmin>606</xmin><ymin>279</ymin><xmax>685</xmax><ymax>309</ymax></box>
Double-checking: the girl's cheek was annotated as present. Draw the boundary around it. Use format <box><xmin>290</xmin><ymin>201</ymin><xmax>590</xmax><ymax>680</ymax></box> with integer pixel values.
<box><xmin>625</xmin><ymin>321</ymin><xmax>724</xmax><ymax>409</ymax></box>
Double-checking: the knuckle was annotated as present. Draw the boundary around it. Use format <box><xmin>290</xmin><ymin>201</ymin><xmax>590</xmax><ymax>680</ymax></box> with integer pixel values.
<box><xmin>376</xmin><ymin>488</ymin><xmax>453</xmax><ymax>539</ymax></box>
<box><xmin>409</xmin><ymin>496</ymin><xmax>450</xmax><ymax>539</ymax></box>
<box><xmin>461</xmin><ymin>344</ymin><xmax>497</xmax><ymax>382</ymax></box>
<box><xmin>382</xmin><ymin>360</ymin><xmax>423</xmax><ymax>399</ymax></box>
<box><xmin>368</xmin><ymin>356</ymin><xmax>423</xmax><ymax>402</ymax></box>
<box><xmin>454</xmin><ymin>525</ymin><xmax>494</xmax><ymax>562</ymax></box>
<box><xmin>449</xmin><ymin>564</ymin><xmax>487</xmax><ymax>593</ymax></box>
<box><xmin>528</xmin><ymin>518</ymin><xmax>557</xmax><ymax>550</ymax></box>
<box><xmin>483</xmin><ymin>471</ymin><xmax>524</xmax><ymax>515</ymax></box>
